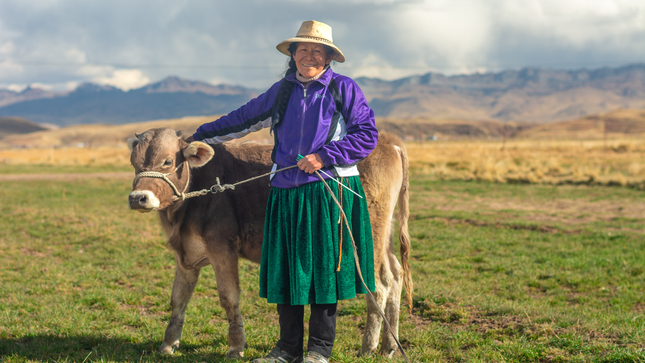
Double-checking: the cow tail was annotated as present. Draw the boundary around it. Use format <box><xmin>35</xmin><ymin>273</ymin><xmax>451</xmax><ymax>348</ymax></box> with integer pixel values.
<box><xmin>397</xmin><ymin>143</ymin><xmax>413</xmax><ymax>310</ymax></box>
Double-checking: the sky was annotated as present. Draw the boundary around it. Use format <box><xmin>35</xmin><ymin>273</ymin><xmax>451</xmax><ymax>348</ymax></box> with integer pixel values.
<box><xmin>0</xmin><ymin>0</ymin><xmax>643</xmax><ymax>92</ymax></box>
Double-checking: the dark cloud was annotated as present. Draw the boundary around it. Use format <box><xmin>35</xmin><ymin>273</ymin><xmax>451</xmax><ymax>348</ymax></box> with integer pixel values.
<box><xmin>0</xmin><ymin>0</ymin><xmax>643</xmax><ymax>90</ymax></box>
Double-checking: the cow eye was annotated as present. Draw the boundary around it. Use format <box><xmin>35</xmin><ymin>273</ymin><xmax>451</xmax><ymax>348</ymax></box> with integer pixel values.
<box><xmin>163</xmin><ymin>158</ymin><xmax>173</xmax><ymax>167</ymax></box>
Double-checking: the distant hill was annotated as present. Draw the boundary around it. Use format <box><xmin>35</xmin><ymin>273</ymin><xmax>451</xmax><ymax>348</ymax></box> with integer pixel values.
<box><xmin>0</xmin><ymin>64</ymin><xmax>643</xmax><ymax>126</ymax></box>
<box><xmin>0</xmin><ymin>116</ymin><xmax>49</xmax><ymax>139</ymax></box>
<box><xmin>515</xmin><ymin>109</ymin><xmax>645</xmax><ymax>139</ymax></box>
<box><xmin>0</xmin><ymin>77</ymin><xmax>258</xmax><ymax>127</ymax></box>
<box><xmin>376</xmin><ymin>118</ymin><xmax>534</xmax><ymax>141</ymax></box>
<box><xmin>377</xmin><ymin>109</ymin><xmax>645</xmax><ymax>141</ymax></box>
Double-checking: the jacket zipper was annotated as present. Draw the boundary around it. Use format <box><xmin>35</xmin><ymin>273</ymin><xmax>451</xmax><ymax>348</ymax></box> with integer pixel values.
<box><xmin>295</xmin><ymin>85</ymin><xmax>307</xmax><ymax>186</ymax></box>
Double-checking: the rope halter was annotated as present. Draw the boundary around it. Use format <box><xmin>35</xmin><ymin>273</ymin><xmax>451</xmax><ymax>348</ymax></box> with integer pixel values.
<box><xmin>133</xmin><ymin>161</ymin><xmax>192</xmax><ymax>201</ymax></box>
<box><xmin>133</xmin><ymin>161</ymin><xmax>237</xmax><ymax>202</ymax></box>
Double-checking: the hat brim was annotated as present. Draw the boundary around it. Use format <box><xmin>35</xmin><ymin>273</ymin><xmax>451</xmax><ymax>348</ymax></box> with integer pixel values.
<box><xmin>276</xmin><ymin>37</ymin><xmax>346</xmax><ymax>63</ymax></box>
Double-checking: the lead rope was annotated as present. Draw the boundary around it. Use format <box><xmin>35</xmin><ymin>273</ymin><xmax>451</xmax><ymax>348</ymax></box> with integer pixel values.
<box><xmin>313</xmin><ymin>171</ymin><xmax>411</xmax><ymax>363</ymax></box>
<box><xmin>134</xmin><ymin>164</ymin><xmax>300</xmax><ymax>201</ymax></box>
<box><xmin>183</xmin><ymin>164</ymin><xmax>300</xmax><ymax>198</ymax></box>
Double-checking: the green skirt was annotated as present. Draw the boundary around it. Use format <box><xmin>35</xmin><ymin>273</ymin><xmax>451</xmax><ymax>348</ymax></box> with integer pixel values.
<box><xmin>259</xmin><ymin>176</ymin><xmax>376</xmax><ymax>305</ymax></box>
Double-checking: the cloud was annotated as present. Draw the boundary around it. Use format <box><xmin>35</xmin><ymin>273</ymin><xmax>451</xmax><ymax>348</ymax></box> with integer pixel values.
<box><xmin>0</xmin><ymin>59</ymin><xmax>23</xmax><ymax>78</ymax></box>
<box><xmin>492</xmin><ymin>0</ymin><xmax>644</xmax><ymax>46</ymax></box>
<box><xmin>5</xmin><ymin>84</ymin><xmax>27</xmax><ymax>92</ymax></box>
<box><xmin>0</xmin><ymin>41</ymin><xmax>15</xmax><ymax>55</ymax></box>
<box><xmin>0</xmin><ymin>0</ymin><xmax>643</xmax><ymax>91</ymax></box>
<box><xmin>92</xmin><ymin>69</ymin><xmax>151</xmax><ymax>91</ymax></box>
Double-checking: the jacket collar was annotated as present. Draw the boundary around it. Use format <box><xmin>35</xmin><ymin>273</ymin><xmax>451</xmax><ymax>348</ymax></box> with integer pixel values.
<box><xmin>286</xmin><ymin>67</ymin><xmax>333</xmax><ymax>86</ymax></box>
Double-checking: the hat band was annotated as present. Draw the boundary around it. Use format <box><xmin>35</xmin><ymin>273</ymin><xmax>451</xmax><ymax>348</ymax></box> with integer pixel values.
<box><xmin>295</xmin><ymin>35</ymin><xmax>333</xmax><ymax>45</ymax></box>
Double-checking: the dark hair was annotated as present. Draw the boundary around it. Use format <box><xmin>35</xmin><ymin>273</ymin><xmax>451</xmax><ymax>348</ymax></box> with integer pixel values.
<box><xmin>283</xmin><ymin>42</ymin><xmax>336</xmax><ymax>77</ymax></box>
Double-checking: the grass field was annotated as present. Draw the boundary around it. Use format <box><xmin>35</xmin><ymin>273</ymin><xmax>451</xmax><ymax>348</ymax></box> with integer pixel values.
<box><xmin>0</xmin><ymin>163</ymin><xmax>643</xmax><ymax>362</ymax></box>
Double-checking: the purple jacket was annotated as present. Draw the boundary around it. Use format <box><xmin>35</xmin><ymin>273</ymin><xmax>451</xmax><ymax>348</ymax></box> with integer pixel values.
<box><xmin>192</xmin><ymin>68</ymin><xmax>378</xmax><ymax>189</ymax></box>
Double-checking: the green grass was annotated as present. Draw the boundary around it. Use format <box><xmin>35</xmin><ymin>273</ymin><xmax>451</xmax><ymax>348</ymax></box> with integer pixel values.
<box><xmin>0</xmin><ymin>170</ymin><xmax>644</xmax><ymax>362</ymax></box>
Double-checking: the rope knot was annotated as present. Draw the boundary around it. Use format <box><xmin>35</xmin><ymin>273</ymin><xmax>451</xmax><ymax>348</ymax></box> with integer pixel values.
<box><xmin>210</xmin><ymin>177</ymin><xmax>235</xmax><ymax>194</ymax></box>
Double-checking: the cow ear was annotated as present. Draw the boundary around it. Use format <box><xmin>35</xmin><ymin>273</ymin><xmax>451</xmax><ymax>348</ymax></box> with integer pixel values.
<box><xmin>183</xmin><ymin>141</ymin><xmax>214</xmax><ymax>168</ymax></box>
<box><xmin>127</xmin><ymin>138</ymin><xmax>139</xmax><ymax>151</ymax></box>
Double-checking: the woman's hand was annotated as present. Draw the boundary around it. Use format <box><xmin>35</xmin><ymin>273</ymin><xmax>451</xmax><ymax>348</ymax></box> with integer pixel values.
<box><xmin>297</xmin><ymin>153</ymin><xmax>324</xmax><ymax>174</ymax></box>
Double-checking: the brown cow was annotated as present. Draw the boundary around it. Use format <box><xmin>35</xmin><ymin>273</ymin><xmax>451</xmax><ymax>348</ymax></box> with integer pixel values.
<box><xmin>127</xmin><ymin>128</ymin><xmax>411</xmax><ymax>359</ymax></box>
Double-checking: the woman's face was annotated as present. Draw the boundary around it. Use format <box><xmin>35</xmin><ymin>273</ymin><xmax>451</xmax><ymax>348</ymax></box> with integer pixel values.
<box><xmin>292</xmin><ymin>42</ymin><xmax>333</xmax><ymax>79</ymax></box>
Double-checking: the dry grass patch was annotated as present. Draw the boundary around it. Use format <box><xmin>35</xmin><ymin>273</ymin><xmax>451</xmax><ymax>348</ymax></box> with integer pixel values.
<box><xmin>0</xmin><ymin>146</ymin><xmax>132</xmax><ymax>166</ymax></box>
<box><xmin>407</xmin><ymin>138</ymin><xmax>645</xmax><ymax>188</ymax></box>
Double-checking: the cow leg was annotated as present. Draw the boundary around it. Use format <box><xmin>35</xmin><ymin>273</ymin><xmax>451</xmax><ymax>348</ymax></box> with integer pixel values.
<box><xmin>160</xmin><ymin>254</ymin><xmax>201</xmax><ymax>354</ymax></box>
<box><xmin>380</xmin><ymin>251</ymin><xmax>402</xmax><ymax>357</ymax></box>
<box><xmin>360</xmin><ymin>196</ymin><xmax>396</xmax><ymax>356</ymax></box>
<box><xmin>210</xmin><ymin>249</ymin><xmax>246</xmax><ymax>359</ymax></box>
<box><xmin>361</xmin><ymin>258</ymin><xmax>392</xmax><ymax>355</ymax></box>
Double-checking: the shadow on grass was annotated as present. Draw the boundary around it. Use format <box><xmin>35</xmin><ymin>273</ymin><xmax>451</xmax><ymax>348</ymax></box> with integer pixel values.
<box><xmin>0</xmin><ymin>334</ymin><xmax>224</xmax><ymax>362</ymax></box>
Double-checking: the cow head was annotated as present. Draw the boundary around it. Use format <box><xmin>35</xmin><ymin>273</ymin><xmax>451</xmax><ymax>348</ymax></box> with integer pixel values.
<box><xmin>128</xmin><ymin>128</ymin><xmax>214</xmax><ymax>212</ymax></box>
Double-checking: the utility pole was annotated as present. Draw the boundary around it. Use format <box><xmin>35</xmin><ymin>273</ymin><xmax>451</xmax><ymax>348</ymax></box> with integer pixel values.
<box><xmin>501</xmin><ymin>125</ymin><xmax>507</xmax><ymax>151</ymax></box>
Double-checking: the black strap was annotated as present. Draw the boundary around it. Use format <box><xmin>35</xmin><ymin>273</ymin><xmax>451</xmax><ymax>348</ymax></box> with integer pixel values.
<box><xmin>270</xmin><ymin>79</ymin><xmax>295</xmax><ymax>163</ymax></box>
<box><xmin>270</xmin><ymin>77</ymin><xmax>344</xmax><ymax>163</ymax></box>
<box><xmin>325</xmin><ymin>78</ymin><xmax>343</xmax><ymax>144</ymax></box>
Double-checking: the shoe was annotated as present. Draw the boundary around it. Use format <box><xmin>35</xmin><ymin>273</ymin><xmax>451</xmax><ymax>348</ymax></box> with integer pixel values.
<box><xmin>252</xmin><ymin>346</ymin><xmax>303</xmax><ymax>363</ymax></box>
<box><xmin>304</xmin><ymin>351</ymin><xmax>329</xmax><ymax>363</ymax></box>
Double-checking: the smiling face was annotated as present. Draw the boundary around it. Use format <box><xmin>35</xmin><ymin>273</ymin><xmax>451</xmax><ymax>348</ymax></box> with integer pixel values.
<box><xmin>292</xmin><ymin>42</ymin><xmax>334</xmax><ymax>79</ymax></box>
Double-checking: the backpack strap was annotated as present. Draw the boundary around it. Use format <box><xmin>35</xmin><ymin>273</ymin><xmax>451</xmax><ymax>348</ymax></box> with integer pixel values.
<box><xmin>270</xmin><ymin>79</ymin><xmax>295</xmax><ymax>163</ymax></box>
<box><xmin>270</xmin><ymin>76</ymin><xmax>344</xmax><ymax>163</ymax></box>
<box><xmin>325</xmin><ymin>78</ymin><xmax>343</xmax><ymax>144</ymax></box>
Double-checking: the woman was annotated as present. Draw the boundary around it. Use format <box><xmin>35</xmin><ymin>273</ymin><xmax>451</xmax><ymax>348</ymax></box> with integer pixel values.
<box><xmin>190</xmin><ymin>20</ymin><xmax>377</xmax><ymax>363</ymax></box>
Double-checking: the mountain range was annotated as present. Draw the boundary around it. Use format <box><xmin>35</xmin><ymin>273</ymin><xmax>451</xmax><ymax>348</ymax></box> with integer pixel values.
<box><xmin>0</xmin><ymin>77</ymin><xmax>258</xmax><ymax>127</ymax></box>
<box><xmin>0</xmin><ymin>64</ymin><xmax>643</xmax><ymax>127</ymax></box>
<box><xmin>358</xmin><ymin>63</ymin><xmax>645</xmax><ymax>122</ymax></box>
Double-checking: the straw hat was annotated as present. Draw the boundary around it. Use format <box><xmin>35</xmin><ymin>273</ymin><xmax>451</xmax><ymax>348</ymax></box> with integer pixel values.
<box><xmin>276</xmin><ymin>20</ymin><xmax>346</xmax><ymax>63</ymax></box>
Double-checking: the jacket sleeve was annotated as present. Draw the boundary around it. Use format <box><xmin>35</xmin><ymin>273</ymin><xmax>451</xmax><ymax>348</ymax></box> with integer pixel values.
<box><xmin>317</xmin><ymin>77</ymin><xmax>378</xmax><ymax>166</ymax></box>
<box><xmin>192</xmin><ymin>80</ymin><xmax>282</xmax><ymax>144</ymax></box>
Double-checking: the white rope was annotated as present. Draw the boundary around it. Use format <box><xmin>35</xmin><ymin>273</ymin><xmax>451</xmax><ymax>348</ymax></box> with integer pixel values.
<box><xmin>133</xmin><ymin>164</ymin><xmax>299</xmax><ymax>201</ymax></box>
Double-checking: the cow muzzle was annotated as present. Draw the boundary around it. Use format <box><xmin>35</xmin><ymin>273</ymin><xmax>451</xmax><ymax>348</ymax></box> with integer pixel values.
<box><xmin>129</xmin><ymin>190</ymin><xmax>160</xmax><ymax>212</ymax></box>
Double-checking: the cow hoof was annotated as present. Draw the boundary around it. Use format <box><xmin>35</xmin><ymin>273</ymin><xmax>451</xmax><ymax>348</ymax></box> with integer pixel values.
<box><xmin>226</xmin><ymin>349</ymin><xmax>244</xmax><ymax>360</ymax></box>
<box><xmin>380</xmin><ymin>348</ymin><xmax>396</xmax><ymax>358</ymax></box>
<box><xmin>159</xmin><ymin>341</ymin><xmax>179</xmax><ymax>355</ymax></box>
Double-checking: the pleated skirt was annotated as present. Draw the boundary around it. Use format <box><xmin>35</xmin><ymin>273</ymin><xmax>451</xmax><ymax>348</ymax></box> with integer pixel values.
<box><xmin>259</xmin><ymin>176</ymin><xmax>376</xmax><ymax>305</ymax></box>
